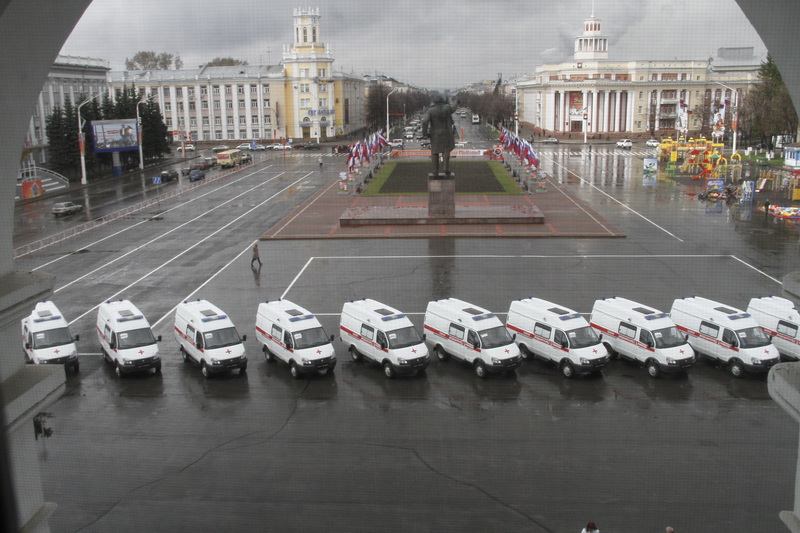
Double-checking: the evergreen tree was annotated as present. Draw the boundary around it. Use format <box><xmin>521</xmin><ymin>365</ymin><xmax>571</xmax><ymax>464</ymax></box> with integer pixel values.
<box><xmin>740</xmin><ymin>55</ymin><xmax>798</xmax><ymax>149</ymax></box>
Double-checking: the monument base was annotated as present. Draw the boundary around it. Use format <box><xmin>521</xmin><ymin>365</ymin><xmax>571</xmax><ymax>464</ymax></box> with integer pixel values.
<box><xmin>428</xmin><ymin>172</ymin><xmax>455</xmax><ymax>218</ymax></box>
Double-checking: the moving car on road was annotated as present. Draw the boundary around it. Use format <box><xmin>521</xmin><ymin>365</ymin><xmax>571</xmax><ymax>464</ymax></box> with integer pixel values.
<box><xmin>160</xmin><ymin>169</ymin><xmax>178</xmax><ymax>182</ymax></box>
<box><xmin>52</xmin><ymin>201</ymin><xmax>83</xmax><ymax>217</ymax></box>
<box><xmin>645</xmin><ymin>139</ymin><xmax>660</xmax><ymax>147</ymax></box>
<box><xmin>616</xmin><ymin>139</ymin><xmax>633</xmax><ymax>148</ymax></box>
<box><xmin>22</xmin><ymin>301</ymin><xmax>80</xmax><ymax>373</ymax></box>
<box><xmin>188</xmin><ymin>169</ymin><xmax>206</xmax><ymax>182</ymax></box>
<box><xmin>211</xmin><ymin>145</ymin><xmax>230</xmax><ymax>152</ymax></box>
<box><xmin>541</xmin><ymin>137</ymin><xmax>559</xmax><ymax>144</ymax></box>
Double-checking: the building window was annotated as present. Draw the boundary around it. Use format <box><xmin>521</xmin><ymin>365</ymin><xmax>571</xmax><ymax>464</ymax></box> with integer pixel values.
<box><xmin>216</xmin><ymin>132</ymin><xmax>223</xmax><ymax>140</ymax></box>
<box><xmin>319</xmin><ymin>84</ymin><xmax>327</xmax><ymax>93</ymax></box>
<box><xmin>263</xmin><ymin>86</ymin><xmax>269</xmax><ymax>94</ymax></box>
<box><xmin>176</xmin><ymin>87</ymin><xmax>182</xmax><ymax>96</ymax></box>
<box><xmin>188</xmin><ymin>88</ymin><xmax>194</xmax><ymax>96</ymax></box>
<box><xmin>189</xmin><ymin>102</ymin><xmax>196</xmax><ymax>110</ymax></box>
<box><xmin>300</xmin><ymin>68</ymin><xmax>309</xmax><ymax>78</ymax></box>
<box><xmin>239</xmin><ymin>117</ymin><xmax>246</xmax><ymax>125</ymax></box>
<box><xmin>238</xmin><ymin>86</ymin><xmax>244</xmax><ymax>94</ymax></box>
<box><xmin>165</xmin><ymin>103</ymin><xmax>171</xmax><ymax>111</ymax></box>
<box><xmin>651</xmin><ymin>73</ymin><xmax>658</xmax><ymax>81</ymax></box>
<box><xmin>263</xmin><ymin>115</ymin><xmax>271</xmax><ymax>125</ymax></box>
<box><xmin>200</xmin><ymin>87</ymin><xmax>208</xmax><ymax>96</ymax></box>
<box><xmin>318</xmin><ymin>68</ymin><xmax>326</xmax><ymax>78</ymax></box>
<box><xmin>213</xmin><ymin>86</ymin><xmax>220</xmax><ymax>95</ymax></box>
<box><xmin>226</xmin><ymin>101</ymin><xmax>233</xmax><ymax>109</ymax></box>
<box><xmin>639</xmin><ymin>92</ymin><xmax>642</xmax><ymax>99</ymax></box>
<box><xmin>201</xmin><ymin>100</ymin><xmax>208</xmax><ymax>109</ymax></box>
<box><xmin>214</xmin><ymin>101</ymin><xmax>220</xmax><ymax>109</ymax></box>
<box><xmin>251</xmin><ymin>100</ymin><xmax>258</xmax><ymax>108</ymax></box>
<box><xmin>303</xmin><ymin>27</ymin><xmax>307</xmax><ymax>43</ymax></box>
<box><xmin>239</xmin><ymin>101</ymin><xmax>245</xmax><ymax>108</ymax></box>
<box><xmin>215</xmin><ymin>117</ymin><xmax>221</xmax><ymax>126</ymax></box>
<box><xmin>252</xmin><ymin>115</ymin><xmax>259</xmax><ymax>124</ymax></box>
<box><xmin>250</xmin><ymin>86</ymin><xmax>257</xmax><ymax>94</ymax></box>
<box><xmin>202</xmin><ymin>117</ymin><xmax>209</xmax><ymax>126</ymax></box>
<box><xmin>165</xmin><ymin>118</ymin><xmax>172</xmax><ymax>127</ymax></box>
<box><xmin>300</xmin><ymin>98</ymin><xmax>310</xmax><ymax>107</ymax></box>
<box><xmin>227</xmin><ymin>117</ymin><xmax>234</xmax><ymax>126</ymax></box>
<box><xmin>319</xmin><ymin>98</ymin><xmax>327</xmax><ymax>107</ymax></box>
<box><xmin>190</xmin><ymin>118</ymin><xmax>197</xmax><ymax>127</ymax></box>
<box><xmin>300</xmin><ymin>84</ymin><xmax>310</xmax><ymax>93</ymax></box>
<box><xmin>263</xmin><ymin>99</ymin><xmax>270</xmax><ymax>108</ymax></box>
<box><xmin>225</xmin><ymin>85</ymin><xmax>232</xmax><ymax>94</ymax></box>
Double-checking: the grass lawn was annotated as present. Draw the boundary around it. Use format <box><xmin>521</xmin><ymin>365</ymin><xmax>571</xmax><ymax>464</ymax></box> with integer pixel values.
<box><xmin>361</xmin><ymin>161</ymin><xmax>522</xmax><ymax>196</ymax></box>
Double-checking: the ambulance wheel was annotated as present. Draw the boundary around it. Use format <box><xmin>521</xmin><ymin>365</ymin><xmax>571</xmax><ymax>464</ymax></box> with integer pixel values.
<box><xmin>604</xmin><ymin>343</ymin><xmax>618</xmax><ymax>360</ymax></box>
<box><xmin>72</xmin><ymin>362</ymin><xmax>80</xmax><ymax>373</ymax></box>
<box><xmin>201</xmin><ymin>362</ymin><xmax>210</xmax><ymax>378</ymax></box>
<box><xmin>263</xmin><ymin>346</ymin><xmax>274</xmax><ymax>362</ymax></box>
<box><xmin>383</xmin><ymin>362</ymin><xmax>394</xmax><ymax>379</ymax></box>
<box><xmin>729</xmin><ymin>359</ymin><xmax>745</xmax><ymax>378</ymax></box>
<box><xmin>560</xmin><ymin>361</ymin><xmax>575</xmax><ymax>378</ymax></box>
<box><xmin>290</xmin><ymin>361</ymin><xmax>302</xmax><ymax>379</ymax></box>
<box><xmin>349</xmin><ymin>346</ymin><xmax>361</xmax><ymax>362</ymax></box>
<box><xmin>435</xmin><ymin>345</ymin><xmax>448</xmax><ymax>362</ymax></box>
<box><xmin>646</xmin><ymin>359</ymin><xmax>660</xmax><ymax>378</ymax></box>
<box><xmin>180</xmin><ymin>346</ymin><xmax>189</xmax><ymax>362</ymax></box>
<box><xmin>153</xmin><ymin>363</ymin><xmax>161</xmax><ymax>375</ymax></box>
<box><xmin>519</xmin><ymin>345</ymin><xmax>532</xmax><ymax>360</ymax></box>
<box><xmin>24</xmin><ymin>352</ymin><xmax>31</xmax><ymax>364</ymax></box>
<box><xmin>115</xmin><ymin>363</ymin><xmax>124</xmax><ymax>378</ymax></box>
<box><xmin>474</xmin><ymin>361</ymin><xmax>487</xmax><ymax>379</ymax></box>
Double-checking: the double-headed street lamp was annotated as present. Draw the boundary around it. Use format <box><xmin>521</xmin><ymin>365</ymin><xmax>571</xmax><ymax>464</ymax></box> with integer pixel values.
<box><xmin>78</xmin><ymin>91</ymin><xmax>106</xmax><ymax>185</ymax></box>
<box><xmin>136</xmin><ymin>98</ymin><xmax>147</xmax><ymax>170</ymax></box>
<box><xmin>386</xmin><ymin>88</ymin><xmax>398</xmax><ymax>139</ymax></box>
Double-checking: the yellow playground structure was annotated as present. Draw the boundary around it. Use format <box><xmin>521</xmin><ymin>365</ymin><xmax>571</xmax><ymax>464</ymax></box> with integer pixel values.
<box><xmin>656</xmin><ymin>137</ymin><xmax>742</xmax><ymax>181</ymax></box>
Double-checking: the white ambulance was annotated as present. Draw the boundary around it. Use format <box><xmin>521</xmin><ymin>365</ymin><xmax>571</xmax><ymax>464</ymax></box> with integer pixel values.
<box><xmin>423</xmin><ymin>297</ymin><xmax>520</xmax><ymax>378</ymax></box>
<box><xmin>96</xmin><ymin>299</ymin><xmax>162</xmax><ymax>377</ymax></box>
<box><xmin>747</xmin><ymin>296</ymin><xmax>800</xmax><ymax>360</ymax></box>
<box><xmin>670</xmin><ymin>296</ymin><xmax>779</xmax><ymax>377</ymax></box>
<box><xmin>255</xmin><ymin>298</ymin><xmax>336</xmax><ymax>378</ymax></box>
<box><xmin>506</xmin><ymin>297</ymin><xmax>608</xmax><ymax>378</ymax></box>
<box><xmin>21</xmin><ymin>301</ymin><xmax>80</xmax><ymax>373</ymax></box>
<box><xmin>339</xmin><ymin>298</ymin><xmax>429</xmax><ymax>378</ymax></box>
<box><xmin>590</xmin><ymin>297</ymin><xmax>695</xmax><ymax>378</ymax></box>
<box><xmin>174</xmin><ymin>299</ymin><xmax>248</xmax><ymax>377</ymax></box>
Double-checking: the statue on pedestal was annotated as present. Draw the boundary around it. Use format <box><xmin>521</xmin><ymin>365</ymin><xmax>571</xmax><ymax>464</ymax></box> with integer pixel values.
<box><xmin>422</xmin><ymin>94</ymin><xmax>456</xmax><ymax>176</ymax></box>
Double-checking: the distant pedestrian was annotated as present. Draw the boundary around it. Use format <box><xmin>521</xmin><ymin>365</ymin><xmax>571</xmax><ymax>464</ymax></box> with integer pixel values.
<box><xmin>251</xmin><ymin>243</ymin><xmax>262</xmax><ymax>268</ymax></box>
<box><xmin>581</xmin><ymin>522</ymin><xmax>599</xmax><ymax>533</ymax></box>
<box><xmin>318</xmin><ymin>157</ymin><xmax>323</xmax><ymax>168</ymax></box>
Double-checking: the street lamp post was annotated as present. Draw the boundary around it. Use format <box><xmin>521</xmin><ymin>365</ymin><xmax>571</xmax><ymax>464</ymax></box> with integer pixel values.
<box><xmin>136</xmin><ymin>99</ymin><xmax>147</xmax><ymax>170</ymax></box>
<box><xmin>715</xmin><ymin>82</ymin><xmax>738</xmax><ymax>155</ymax></box>
<box><xmin>386</xmin><ymin>88</ymin><xmax>398</xmax><ymax>138</ymax></box>
<box><xmin>77</xmin><ymin>91</ymin><xmax>106</xmax><ymax>185</ymax></box>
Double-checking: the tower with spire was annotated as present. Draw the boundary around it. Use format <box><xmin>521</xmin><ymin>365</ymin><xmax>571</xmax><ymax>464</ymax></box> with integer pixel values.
<box><xmin>574</xmin><ymin>1</ymin><xmax>608</xmax><ymax>61</ymax></box>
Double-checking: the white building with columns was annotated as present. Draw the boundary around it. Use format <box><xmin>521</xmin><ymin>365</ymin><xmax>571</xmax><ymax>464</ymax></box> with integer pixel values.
<box><xmin>517</xmin><ymin>11</ymin><xmax>763</xmax><ymax>138</ymax></box>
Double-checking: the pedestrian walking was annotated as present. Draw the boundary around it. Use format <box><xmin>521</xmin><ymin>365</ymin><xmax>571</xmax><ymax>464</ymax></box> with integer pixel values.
<box><xmin>580</xmin><ymin>522</ymin><xmax>599</xmax><ymax>533</ymax></box>
<box><xmin>251</xmin><ymin>242</ymin><xmax>262</xmax><ymax>268</ymax></box>
<box><xmin>318</xmin><ymin>156</ymin><xmax>323</xmax><ymax>168</ymax></box>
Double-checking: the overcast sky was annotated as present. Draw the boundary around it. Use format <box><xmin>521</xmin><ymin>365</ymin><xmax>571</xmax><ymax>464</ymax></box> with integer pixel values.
<box><xmin>60</xmin><ymin>0</ymin><xmax>766</xmax><ymax>90</ymax></box>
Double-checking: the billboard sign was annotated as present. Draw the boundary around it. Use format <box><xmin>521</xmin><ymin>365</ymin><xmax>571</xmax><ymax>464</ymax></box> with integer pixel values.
<box><xmin>92</xmin><ymin>119</ymin><xmax>139</xmax><ymax>153</ymax></box>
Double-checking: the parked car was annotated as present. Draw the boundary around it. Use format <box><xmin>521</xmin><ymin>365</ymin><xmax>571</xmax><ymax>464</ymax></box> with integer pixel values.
<box><xmin>211</xmin><ymin>145</ymin><xmax>230</xmax><ymax>152</ymax></box>
<box><xmin>420</xmin><ymin>139</ymin><xmax>431</xmax><ymax>148</ymax></box>
<box><xmin>616</xmin><ymin>139</ymin><xmax>633</xmax><ymax>148</ymax></box>
<box><xmin>303</xmin><ymin>143</ymin><xmax>321</xmax><ymax>150</ymax></box>
<box><xmin>542</xmin><ymin>137</ymin><xmax>559</xmax><ymax>144</ymax></box>
<box><xmin>389</xmin><ymin>139</ymin><xmax>404</xmax><ymax>148</ymax></box>
<box><xmin>241</xmin><ymin>153</ymin><xmax>253</xmax><ymax>164</ymax></box>
<box><xmin>181</xmin><ymin>167</ymin><xmax>192</xmax><ymax>176</ymax></box>
<box><xmin>236</xmin><ymin>143</ymin><xmax>253</xmax><ymax>150</ymax></box>
<box><xmin>176</xmin><ymin>144</ymin><xmax>195</xmax><ymax>152</ymax></box>
<box><xmin>291</xmin><ymin>142</ymin><xmax>308</xmax><ymax>149</ymax></box>
<box><xmin>204</xmin><ymin>157</ymin><xmax>218</xmax><ymax>167</ymax></box>
<box><xmin>253</xmin><ymin>144</ymin><xmax>267</xmax><ymax>151</ymax></box>
<box><xmin>645</xmin><ymin>139</ymin><xmax>660</xmax><ymax>147</ymax></box>
<box><xmin>52</xmin><ymin>201</ymin><xmax>83</xmax><ymax>217</ymax></box>
<box><xmin>160</xmin><ymin>169</ymin><xmax>178</xmax><ymax>182</ymax></box>
<box><xmin>273</xmin><ymin>144</ymin><xmax>292</xmax><ymax>150</ymax></box>
<box><xmin>188</xmin><ymin>169</ymin><xmax>206</xmax><ymax>182</ymax></box>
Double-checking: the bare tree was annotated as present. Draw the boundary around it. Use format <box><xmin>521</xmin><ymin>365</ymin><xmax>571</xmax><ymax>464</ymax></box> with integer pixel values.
<box><xmin>125</xmin><ymin>51</ymin><xmax>183</xmax><ymax>70</ymax></box>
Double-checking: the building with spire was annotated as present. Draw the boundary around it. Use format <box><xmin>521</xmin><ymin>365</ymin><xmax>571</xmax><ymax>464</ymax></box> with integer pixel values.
<box><xmin>516</xmin><ymin>8</ymin><xmax>763</xmax><ymax>139</ymax></box>
<box><xmin>107</xmin><ymin>7</ymin><xmax>366</xmax><ymax>143</ymax></box>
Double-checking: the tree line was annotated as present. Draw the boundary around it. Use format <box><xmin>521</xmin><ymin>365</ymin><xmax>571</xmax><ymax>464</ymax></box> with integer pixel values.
<box><xmin>45</xmin><ymin>86</ymin><xmax>169</xmax><ymax>182</ymax></box>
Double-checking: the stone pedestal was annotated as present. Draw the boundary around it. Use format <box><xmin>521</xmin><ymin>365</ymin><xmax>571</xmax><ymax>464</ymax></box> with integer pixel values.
<box><xmin>428</xmin><ymin>172</ymin><xmax>455</xmax><ymax>218</ymax></box>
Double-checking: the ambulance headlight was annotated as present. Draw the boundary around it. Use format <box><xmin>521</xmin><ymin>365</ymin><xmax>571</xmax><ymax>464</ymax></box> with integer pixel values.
<box><xmin>153</xmin><ymin>354</ymin><xmax>160</xmax><ymax>360</ymax></box>
<box><xmin>491</xmin><ymin>358</ymin><xmax>503</xmax><ymax>365</ymax></box>
<box><xmin>580</xmin><ymin>357</ymin><xmax>591</xmax><ymax>365</ymax></box>
<box><xmin>68</xmin><ymin>352</ymin><xmax>77</xmax><ymax>359</ymax></box>
<box><xmin>301</xmin><ymin>358</ymin><xmax>312</xmax><ymax>365</ymax></box>
<box><xmin>751</xmin><ymin>357</ymin><xmax>762</xmax><ymax>365</ymax></box>
<box><xmin>666</xmin><ymin>357</ymin><xmax>677</xmax><ymax>365</ymax></box>
<box><xmin>210</xmin><ymin>358</ymin><xmax>221</xmax><ymax>365</ymax></box>
<box><xmin>397</xmin><ymin>358</ymin><xmax>408</xmax><ymax>365</ymax></box>
<box><xmin>122</xmin><ymin>358</ymin><xmax>134</xmax><ymax>365</ymax></box>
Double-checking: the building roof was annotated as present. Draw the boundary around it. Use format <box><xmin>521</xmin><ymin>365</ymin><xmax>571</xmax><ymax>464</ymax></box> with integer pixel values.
<box><xmin>108</xmin><ymin>64</ymin><xmax>285</xmax><ymax>84</ymax></box>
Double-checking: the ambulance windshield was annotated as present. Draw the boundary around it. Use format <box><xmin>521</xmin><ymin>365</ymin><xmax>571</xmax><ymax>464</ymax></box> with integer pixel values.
<box><xmin>387</xmin><ymin>326</ymin><xmax>423</xmax><ymax>349</ymax></box>
<box><xmin>117</xmin><ymin>328</ymin><xmax>157</xmax><ymax>349</ymax></box>
<box><xmin>293</xmin><ymin>327</ymin><xmax>330</xmax><ymax>350</ymax></box>
<box><xmin>736</xmin><ymin>326</ymin><xmax>771</xmax><ymax>349</ymax></box>
<box><xmin>567</xmin><ymin>326</ymin><xmax>600</xmax><ymax>349</ymax></box>
<box><xmin>205</xmin><ymin>327</ymin><xmax>241</xmax><ymax>349</ymax></box>
<box><xmin>479</xmin><ymin>326</ymin><xmax>514</xmax><ymax>349</ymax></box>
<box><xmin>652</xmin><ymin>326</ymin><xmax>687</xmax><ymax>349</ymax></box>
<box><xmin>32</xmin><ymin>327</ymin><xmax>73</xmax><ymax>349</ymax></box>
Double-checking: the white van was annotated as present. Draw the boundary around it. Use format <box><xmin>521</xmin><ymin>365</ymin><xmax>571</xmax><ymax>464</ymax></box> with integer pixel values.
<box><xmin>670</xmin><ymin>296</ymin><xmax>779</xmax><ymax>377</ymax></box>
<box><xmin>255</xmin><ymin>298</ymin><xmax>336</xmax><ymax>378</ymax></box>
<box><xmin>423</xmin><ymin>297</ymin><xmax>520</xmax><ymax>378</ymax></box>
<box><xmin>21</xmin><ymin>301</ymin><xmax>80</xmax><ymax>373</ymax></box>
<box><xmin>506</xmin><ymin>298</ymin><xmax>608</xmax><ymax>378</ymax></box>
<box><xmin>747</xmin><ymin>296</ymin><xmax>800</xmax><ymax>360</ymax></box>
<box><xmin>97</xmin><ymin>299</ymin><xmax>162</xmax><ymax>377</ymax></box>
<box><xmin>590</xmin><ymin>297</ymin><xmax>695</xmax><ymax>378</ymax></box>
<box><xmin>174</xmin><ymin>299</ymin><xmax>247</xmax><ymax>377</ymax></box>
<box><xmin>339</xmin><ymin>298</ymin><xmax>429</xmax><ymax>378</ymax></box>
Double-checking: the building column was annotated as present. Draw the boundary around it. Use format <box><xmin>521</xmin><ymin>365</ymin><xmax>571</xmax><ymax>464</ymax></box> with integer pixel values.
<box><xmin>614</xmin><ymin>90</ymin><xmax>622</xmax><ymax>132</ymax></box>
<box><xmin>561</xmin><ymin>91</ymin><xmax>568</xmax><ymax>132</ymax></box>
<box><xmin>602</xmin><ymin>90</ymin><xmax>610</xmax><ymax>133</ymax></box>
<box><xmin>627</xmin><ymin>91</ymin><xmax>634</xmax><ymax>132</ymax></box>
<box><xmin>591</xmin><ymin>89</ymin><xmax>598</xmax><ymax>133</ymax></box>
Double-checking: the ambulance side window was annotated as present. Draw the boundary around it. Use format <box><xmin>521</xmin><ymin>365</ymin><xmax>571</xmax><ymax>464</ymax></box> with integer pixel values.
<box><xmin>778</xmin><ymin>320</ymin><xmax>798</xmax><ymax>338</ymax></box>
<box><xmin>271</xmin><ymin>325</ymin><xmax>282</xmax><ymax>339</ymax></box>
<box><xmin>104</xmin><ymin>324</ymin><xmax>112</xmax><ymax>340</ymax></box>
<box><xmin>467</xmin><ymin>329</ymin><xmax>480</xmax><ymax>348</ymax></box>
<box><xmin>376</xmin><ymin>330</ymin><xmax>387</xmax><ymax>349</ymax></box>
<box><xmin>722</xmin><ymin>328</ymin><xmax>738</xmax><ymax>347</ymax></box>
<box><xmin>699</xmin><ymin>321</ymin><xmax>719</xmax><ymax>338</ymax></box>
<box><xmin>618</xmin><ymin>322</ymin><xmax>636</xmax><ymax>339</ymax></box>
<box><xmin>533</xmin><ymin>323</ymin><xmax>551</xmax><ymax>339</ymax></box>
<box><xmin>186</xmin><ymin>325</ymin><xmax>195</xmax><ymax>342</ymax></box>
<box><xmin>639</xmin><ymin>329</ymin><xmax>654</xmax><ymax>347</ymax></box>
<box><xmin>360</xmin><ymin>324</ymin><xmax>374</xmax><ymax>340</ymax></box>
<box><xmin>448</xmin><ymin>324</ymin><xmax>464</xmax><ymax>340</ymax></box>
<box><xmin>110</xmin><ymin>333</ymin><xmax>117</xmax><ymax>348</ymax></box>
<box><xmin>196</xmin><ymin>331</ymin><xmax>203</xmax><ymax>349</ymax></box>
<box><xmin>283</xmin><ymin>331</ymin><xmax>293</xmax><ymax>349</ymax></box>
<box><xmin>554</xmin><ymin>329</ymin><xmax>568</xmax><ymax>348</ymax></box>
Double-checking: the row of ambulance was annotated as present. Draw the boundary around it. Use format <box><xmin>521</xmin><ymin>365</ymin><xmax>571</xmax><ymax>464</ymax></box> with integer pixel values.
<box><xmin>20</xmin><ymin>293</ymin><xmax>800</xmax><ymax>380</ymax></box>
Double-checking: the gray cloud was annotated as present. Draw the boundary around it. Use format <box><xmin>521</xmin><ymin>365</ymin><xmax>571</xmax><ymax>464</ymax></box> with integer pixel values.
<box><xmin>60</xmin><ymin>0</ymin><xmax>767</xmax><ymax>89</ymax></box>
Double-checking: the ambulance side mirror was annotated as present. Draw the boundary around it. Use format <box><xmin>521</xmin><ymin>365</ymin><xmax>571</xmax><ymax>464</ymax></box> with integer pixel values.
<box><xmin>329</xmin><ymin>334</ymin><xmax>335</xmax><ymax>342</ymax></box>
<box><xmin>561</xmin><ymin>340</ymin><xmax>568</xmax><ymax>349</ymax></box>
<box><xmin>157</xmin><ymin>335</ymin><xmax>162</xmax><ymax>342</ymax></box>
<box><xmin>74</xmin><ymin>334</ymin><xmax>80</xmax><ymax>342</ymax></box>
<box><xmin>422</xmin><ymin>333</ymin><xmax>426</xmax><ymax>341</ymax></box>
<box><xmin>511</xmin><ymin>333</ymin><xmax>517</xmax><ymax>340</ymax></box>
<box><xmin>24</xmin><ymin>342</ymin><xmax>30</xmax><ymax>350</ymax></box>
<box><xmin>241</xmin><ymin>334</ymin><xmax>247</xmax><ymax>343</ymax></box>
<box><xmin>380</xmin><ymin>341</ymin><xmax>387</xmax><ymax>350</ymax></box>
<box><xmin>472</xmin><ymin>341</ymin><xmax>479</xmax><ymax>350</ymax></box>
<box><xmin>597</xmin><ymin>334</ymin><xmax>603</xmax><ymax>342</ymax></box>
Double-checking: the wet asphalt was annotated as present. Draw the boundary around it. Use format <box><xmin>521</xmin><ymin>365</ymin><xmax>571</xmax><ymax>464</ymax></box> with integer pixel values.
<box><xmin>13</xmin><ymin>133</ymin><xmax>800</xmax><ymax>532</ymax></box>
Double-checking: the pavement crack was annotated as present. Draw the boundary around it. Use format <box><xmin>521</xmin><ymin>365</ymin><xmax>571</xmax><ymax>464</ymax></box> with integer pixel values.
<box><xmin>363</xmin><ymin>441</ymin><xmax>554</xmax><ymax>532</ymax></box>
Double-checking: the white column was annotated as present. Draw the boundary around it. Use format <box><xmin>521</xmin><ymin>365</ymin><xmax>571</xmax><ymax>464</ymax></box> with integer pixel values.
<box><xmin>547</xmin><ymin>91</ymin><xmax>556</xmax><ymax>132</ymax></box>
<box><xmin>603</xmin><ymin>90</ymin><xmax>610</xmax><ymax>133</ymax></box>
<box><xmin>582</xmin><ymin>90</ymin><xmax>588</xmax><ymax>134</ymax></box>
<box><xmin>591</xmin><ymin>90</ymin><xmax>598</xmax><ymax>133</ymax></box>
<box><xmin>232</xmin><ymin>84</ymin><xmax>241</xmax><ymax>139</ymax></box>
<box><xmin>561</xmin><ymin>91</ymin><xmax>568</xmax><ymax>132</ymax></box>
<box><xmin>614</xmin><ymin>90</ymin><xmax>621</xmax><ymax>132</ymax></box>
<box><xmin>627</xmin><ymin>91</ymin><xmax>634</xmax><ymax>132</ymax></box>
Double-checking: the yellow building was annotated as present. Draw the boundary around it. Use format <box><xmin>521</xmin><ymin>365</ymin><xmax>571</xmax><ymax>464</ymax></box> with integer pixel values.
<box><xmin>108</xmin><ymin>7</ymin><xmax>366</xmax><ymax>143</ymax></box>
